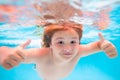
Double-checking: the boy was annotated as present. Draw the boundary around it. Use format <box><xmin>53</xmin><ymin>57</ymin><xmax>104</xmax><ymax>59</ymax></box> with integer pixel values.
<box><xmin>0</xmin><ymin>21</ymin><xmax>117</xmax><ymax>80</ymax></box>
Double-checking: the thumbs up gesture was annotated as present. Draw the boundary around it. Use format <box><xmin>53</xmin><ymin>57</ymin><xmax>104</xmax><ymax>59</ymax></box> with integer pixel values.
<box><xmin>0</xmin><ymin>40</ymin><xmax>31</xmax><ymax>69</ymax></box>
<box><xmin>98</xmin><ymin>33</ymin><xmax>118</xmax><ymax>58</ymax></box>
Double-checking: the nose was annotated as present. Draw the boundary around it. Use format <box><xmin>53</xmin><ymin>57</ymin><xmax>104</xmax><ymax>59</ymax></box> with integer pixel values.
<box><xmin>63</xmin><ymin>44</ymin><xmax>72</xmax><ymax>52</ymax></box>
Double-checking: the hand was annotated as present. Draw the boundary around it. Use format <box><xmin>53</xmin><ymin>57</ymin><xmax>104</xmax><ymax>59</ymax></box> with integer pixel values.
<box><xmin>98</xmin><ymin>33</ymin><xmax>118</xmax><ymax>58</ymax></box>
<box><xmin>0</xmin><ymin>40</ymin><xmax>31</xmax><ymax>69</ymax></box>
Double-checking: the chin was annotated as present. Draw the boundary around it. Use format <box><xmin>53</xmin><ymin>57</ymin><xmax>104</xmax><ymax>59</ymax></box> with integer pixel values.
<box><xmin>62</xmin><ymin>55</ymin><xmax>74</xmax><ymax>61</ymax></box>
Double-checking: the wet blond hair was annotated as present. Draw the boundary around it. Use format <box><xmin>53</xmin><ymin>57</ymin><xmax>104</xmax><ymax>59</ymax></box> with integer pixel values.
<box><xmin>42</xmin><ymin>21</ymin><xmax>83</xmax><ymax>47</ymax></box>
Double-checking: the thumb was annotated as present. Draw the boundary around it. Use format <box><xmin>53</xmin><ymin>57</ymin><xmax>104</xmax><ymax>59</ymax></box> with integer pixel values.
<box><xmin>98</xmin><ymin>32</ymin><xmax>105</xmax><ymax>42</ymax></box>
<box><xmin>19</xmin><ymin>39</ymin><xmax>31</xmax><ymax>49</ymax></box>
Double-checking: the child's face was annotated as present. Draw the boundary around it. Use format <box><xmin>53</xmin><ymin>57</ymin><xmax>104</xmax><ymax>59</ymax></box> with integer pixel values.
<box><xmin>50</xmin><ymin>29</ymin><xmax>80</xmax><ymax>62</ymax></box>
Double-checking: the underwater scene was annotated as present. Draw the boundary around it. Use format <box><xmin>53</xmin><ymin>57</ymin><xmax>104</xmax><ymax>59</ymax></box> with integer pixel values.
<box><xmin>0</xmin><ymin>0</ymin><xmax>120</xmax><ymax>80</ymax></box>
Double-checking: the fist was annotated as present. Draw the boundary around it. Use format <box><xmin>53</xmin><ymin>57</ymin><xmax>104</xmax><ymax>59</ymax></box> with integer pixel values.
<box><xmin>101</xmin><ymin>40</ymin><xmax>117</xmax><ymax>58</ymax></box>
<box><xmin>99</xmin><ymin>33</ymin><xmax>118</xmax><ymax>58</ymax></box>
<box><xmin>0</xmin><ymin>40</ymin><xmax>31</xmax><ymax>69</ymax></box>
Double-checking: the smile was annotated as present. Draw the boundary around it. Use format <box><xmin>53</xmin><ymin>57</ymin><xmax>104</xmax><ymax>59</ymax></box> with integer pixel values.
<box><xmin>63</xmin><ymin>52</ymin><xmax>73</xmax><ymax>57</ymax></box>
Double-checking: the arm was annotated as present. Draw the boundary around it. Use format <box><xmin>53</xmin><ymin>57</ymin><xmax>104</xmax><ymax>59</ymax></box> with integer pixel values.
<box><xmin>80</xmin><ymin>41</ymin><xmax>101</xmax><ymax>57</ymax></box>
<box><xmin>23</xmin><ymin>47</ymin><xmax>50</xmax><ymax>63</ymax></box>
<box><xmin>0</xmin><ymin>40</ymin><xmax>49</xmax><ymax>69</ymax></box>
<box><xmin>80</xmin><ymin>33</ymin><xmax>118</xmax><ymax>58</ymax></box>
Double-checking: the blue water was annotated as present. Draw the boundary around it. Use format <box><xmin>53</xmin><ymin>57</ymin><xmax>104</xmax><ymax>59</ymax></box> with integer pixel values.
<box><xmin>0</xmin><ymin>1</ymin><xmax>120</xmax><ymax>80</ymax></box>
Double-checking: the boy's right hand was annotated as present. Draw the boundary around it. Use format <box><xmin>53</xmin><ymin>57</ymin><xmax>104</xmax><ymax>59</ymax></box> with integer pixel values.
<box><xmin>0</xmin><ymin>40</ymin><xmax>31</xmax><ymax>70</ymax></box>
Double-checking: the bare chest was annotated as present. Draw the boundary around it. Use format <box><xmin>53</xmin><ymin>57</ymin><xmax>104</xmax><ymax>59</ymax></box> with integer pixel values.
<box><xmin>35</xmin><ymin>61</ymin><xmax>77</xmax><ymax>79</ymax></box>
<box><xmin>34</xmin><ymin>52</ymin><xmax>81</xmax><ymax>79</ymax></box>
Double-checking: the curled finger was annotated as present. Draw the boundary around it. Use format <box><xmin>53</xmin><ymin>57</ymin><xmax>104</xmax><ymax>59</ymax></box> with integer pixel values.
<box><xmin>16</xmin><ymin>50</ymin><xmax>25</xmax><ymax>60</ymax></box>
<box><xmin>2</xmin><ymin>60</ymin><xmax>13</xmax><ymax>70</ymax></box>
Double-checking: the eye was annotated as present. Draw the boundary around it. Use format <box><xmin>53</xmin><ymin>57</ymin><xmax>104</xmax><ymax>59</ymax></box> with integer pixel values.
<box><xmin>58</xmin><ymin>41</ymin><xmax>64</xmax><ymax>44</ymax></box>
<box><xmin>70</xmin><ymin>41</ymin><xmax>76</xmax><ymax>44</ymax></box>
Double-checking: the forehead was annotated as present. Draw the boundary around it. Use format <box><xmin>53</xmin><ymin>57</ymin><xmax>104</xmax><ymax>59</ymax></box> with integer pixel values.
<box><xmin>52</xmin><ymin>29</ymin><xmax>79</xmax><ymax>39</ymax></box>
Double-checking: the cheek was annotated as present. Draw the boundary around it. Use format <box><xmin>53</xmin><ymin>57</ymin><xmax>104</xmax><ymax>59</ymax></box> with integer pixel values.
<box><xmin>50</xmin><ymin>44</ymin><xmax>61</xmax><ymax>53</ymax></box>
<box><xmin>51</xmin><ymin>42</ymin><xmax>61</xmax><ymax>49</ymax></box>
<box><xmin>73</xmin><ymin>45</ymin><xmax>79</xmax><ymax>52</ymax></box>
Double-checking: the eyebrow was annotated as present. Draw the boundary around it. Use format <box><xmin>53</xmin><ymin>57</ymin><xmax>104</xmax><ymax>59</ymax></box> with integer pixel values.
<box><xmin>55</xmin><ymin>37</ymin><xmax>64</xmax><ymax>40</ymax></box>
<box><xmin>71</xmin><ymin>37</ymin><xmax>78</xmax><ymax>39</ymax></box>
<box><xmin>55</xmin><ymin>37</ymin><xmax>78</xmax><ymax>40</ymax></box>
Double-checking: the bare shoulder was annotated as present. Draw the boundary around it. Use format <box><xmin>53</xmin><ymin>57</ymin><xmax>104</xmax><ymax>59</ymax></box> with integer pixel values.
<box><xmin>24</xmin><ymin>47</ymin><xmax>51</xmax><ymax>63</ymax></box>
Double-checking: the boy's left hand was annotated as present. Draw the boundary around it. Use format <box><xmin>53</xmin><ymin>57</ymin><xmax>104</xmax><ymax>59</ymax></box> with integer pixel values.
<box><xmin>98</xmin><ymin>33</ymin><xmax>118</xmax><ymax>58</ymax></box>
